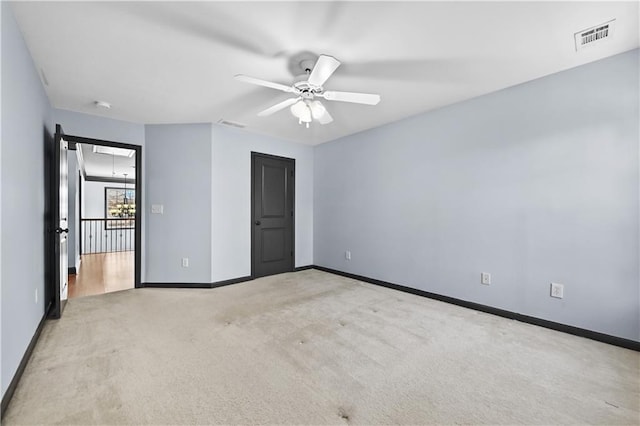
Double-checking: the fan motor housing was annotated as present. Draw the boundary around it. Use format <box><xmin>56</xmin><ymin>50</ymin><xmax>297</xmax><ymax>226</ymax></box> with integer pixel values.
<box><xmin>294</xmin><ymin>80</ymin><xmax>322</xmax><ymax>99</ymax></box>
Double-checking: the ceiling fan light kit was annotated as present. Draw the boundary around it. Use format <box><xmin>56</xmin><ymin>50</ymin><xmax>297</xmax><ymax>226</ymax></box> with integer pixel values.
<box><xmin>235</xmin><ymin>54</ymin><xmax>381</xmax><ymax>128</ymax></box>
<box><xmin>290</xmin><ymin>99</ymin><xmax>327</xmax><ymax>128</ymax></box>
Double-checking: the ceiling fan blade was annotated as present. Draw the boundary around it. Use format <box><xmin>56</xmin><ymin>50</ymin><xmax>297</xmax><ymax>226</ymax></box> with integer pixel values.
<box><xmin>308</xmin><ymin>55</ymin><xmax>341</xmax><ymax>87</ymax></box>
<box><xmin>339</xmin><ymin>58</ymin><xmax>469</xmax><ymax>82</ymax></box>
<box><xmin>258</xmin><ymin>97</ymin><xmax>301</xmax><ymax>117</ymax></box>
<box><xmin>234</xmin><ymin>75</ymin><xmax>295</xmax><ymax>93</ymax></box>
<box><xmin>322</xmin><ymin>91</ymin><xmax>380</xmax><ymax>105</ymax></box>
<box><xmin>121</xmin><ymin>3</ymin><xmax>281</xmax><ymax>58</ymax></box>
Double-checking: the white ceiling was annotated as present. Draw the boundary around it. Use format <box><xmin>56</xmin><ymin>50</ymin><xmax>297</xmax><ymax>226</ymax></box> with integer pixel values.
<box><xmin>12</xmin><ymin>1</ymin><xmax>639</xmax><ymax>146</ymax></box>
<box><xmin>78</xmin><ymin>144</ymin><xmax>136</xmax><ymax>181</ymax></box>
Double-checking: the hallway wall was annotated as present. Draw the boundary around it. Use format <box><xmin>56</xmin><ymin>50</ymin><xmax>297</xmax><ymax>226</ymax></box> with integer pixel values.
<box><xmin>1</xmin><ymin>2</ymin><xmax>53</xmax><ymax>398</ymax></box>
<box><xmin>144</xmin><ymin>123</ymin><xmax>213</xmax><ymax>283</ymax></box>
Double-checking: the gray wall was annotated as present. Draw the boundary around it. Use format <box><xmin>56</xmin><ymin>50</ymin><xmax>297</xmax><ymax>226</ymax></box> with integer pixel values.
<box><xmin>211</xmin><ymin>125</ymin><xmax>314</xmax><ymax>281</ymax></box>
<box><xmin>314</xmin><ymin>50</ymin><xmax>640</xmax><ymax>342</ymax></box>
<box><xmin>1</xmin><ymin>2</ymin><xmax>52</xmax><ymax>397</ymax></box>
<box><xmin>143</xmin><ymin>123</ymin><xmax>314</xmax><ymax>284</ymax></box>
<box><xmin>145</xmin><ymin>124</ymin><xmax>212</xmax><ymax>283</ymax></box>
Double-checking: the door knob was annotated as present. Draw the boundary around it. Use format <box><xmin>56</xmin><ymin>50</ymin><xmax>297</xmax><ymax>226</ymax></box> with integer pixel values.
<box><xmin>255</xmin><ymin>220</ymin><xmax>261</xmax><ymax>226</ymax></box>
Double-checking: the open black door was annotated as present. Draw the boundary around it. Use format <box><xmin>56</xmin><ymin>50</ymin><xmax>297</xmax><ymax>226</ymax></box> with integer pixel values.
<box><xmin>251</xmin><ymin>152</ymin><xmax>295</xmax><ymax>278</ymax></box>
<box><xmin>49</xmin><ymin>124</ymin><xmax>69</xmax><ymax>319</ymax></box>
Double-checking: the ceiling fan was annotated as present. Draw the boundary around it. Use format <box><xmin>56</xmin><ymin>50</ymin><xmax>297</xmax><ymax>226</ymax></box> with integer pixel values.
<box><xmin>234</xmin><ymin>55</ymin><xmax>381</xmax><ymax>128</ymax></box>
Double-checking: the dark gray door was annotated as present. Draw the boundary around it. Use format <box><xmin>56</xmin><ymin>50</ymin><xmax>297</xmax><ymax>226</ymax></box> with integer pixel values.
<box><xmin>252</xmin><ymin>153</ymin><xmax>295</xmax><ymax>278</ymax></box>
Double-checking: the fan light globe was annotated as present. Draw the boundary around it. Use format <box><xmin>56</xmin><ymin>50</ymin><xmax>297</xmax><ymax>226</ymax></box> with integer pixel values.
<box><xmin>309</xmin><ymin>101</ymin><xmax>326</xmax><ymax>119</ymax></box>
<box><xmin>290</xmin><ymin>100</ymin><xmax>307</xmax><ymax>117</ymax></box>
<box><xmin>290</xmin><ymin>100</ymin><xmax>313</xmax><ymax>127</ymax></box>
<box><xmin>299</xmin><ymin>107</ymin><xmax>312</xmax><ymax>123</ymax></box>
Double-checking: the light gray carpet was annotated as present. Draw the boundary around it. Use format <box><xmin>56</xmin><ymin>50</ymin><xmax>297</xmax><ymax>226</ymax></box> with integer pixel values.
<box><xmin>3</xmin><ymin>269</ymin><xmax>639</xmax><ymax>424</ymax></box>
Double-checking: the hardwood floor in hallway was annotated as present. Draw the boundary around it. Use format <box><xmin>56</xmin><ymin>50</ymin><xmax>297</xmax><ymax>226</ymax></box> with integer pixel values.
<box><xmin>69</xmin><ymin>251</ymin><xmax>134</xmax><ymax>299</ymax></box>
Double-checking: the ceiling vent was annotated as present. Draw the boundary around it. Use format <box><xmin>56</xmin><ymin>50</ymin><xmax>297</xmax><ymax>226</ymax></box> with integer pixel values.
<box><xmin>575</xmin><ymin>19</ymin><xmax>615</xmax><ymax>51</ymax></box>
<box><xmin>217</xmin><ymin>119</ymin><xmax>246</xmax><ymax>129</ymax></box>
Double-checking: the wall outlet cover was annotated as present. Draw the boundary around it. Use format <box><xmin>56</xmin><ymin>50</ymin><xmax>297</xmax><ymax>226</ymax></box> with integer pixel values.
<box><xmin>182</xmin><ymin>258</ymin><xmax>189</xmax><ymax>268</ymax></box>
<box><xmin>481</xmin><ymin>272</ymin><xmax>491</xmax><ymax>285</ymax></box>
<box><xmin>345</xmin><ymin>250</ymin><xmax>351</xmax><ymax>260</ymax></box>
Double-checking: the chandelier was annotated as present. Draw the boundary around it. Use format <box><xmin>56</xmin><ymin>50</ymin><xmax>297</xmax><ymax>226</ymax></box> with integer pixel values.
<box><xmin>109</xmin><ymin>173</ymin><xmax>135</xmax><ymax>218</ymax></box>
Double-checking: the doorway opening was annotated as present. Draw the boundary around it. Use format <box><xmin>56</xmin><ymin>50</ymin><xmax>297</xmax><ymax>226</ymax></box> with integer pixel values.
<box><xmin>49</xmin><ymin>125</ymin><xmax>142</xmax><ymax>318</ymax></box>
<box><xmin>69</xmin><ymin>141</ymin><xmax>138</xmax><ymax>299</ymax></box>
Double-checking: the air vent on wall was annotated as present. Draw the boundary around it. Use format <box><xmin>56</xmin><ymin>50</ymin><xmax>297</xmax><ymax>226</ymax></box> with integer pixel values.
<box><xmin>575</xmin><ymin>19</ymin><xmax>615</xmax><ymax>51</ymax></box>
<box><xmin>217</xmin><ymin>119</ymin><xmax>246</xmax><ymax>129</ymax></box>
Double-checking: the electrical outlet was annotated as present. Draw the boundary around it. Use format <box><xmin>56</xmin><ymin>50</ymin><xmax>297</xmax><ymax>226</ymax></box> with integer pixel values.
<box><xmin>550</xmin><ymin>282</ymin><xmax>564</xmax><ymax>299</ymax></box>
<box><xmin>345</xmin><ymin>250</ymin><xmax>351</xmax><ymax>260</ymax></box>
<box><xmin>182</xmin><ymin>258</ymin><xmax>189</xmax><ymax>268</ymax></box>
<box><xmin>481</xmin><ymin>272</ymin><xmax>491</xmax><ymax>285</ymax></box>
<box><xmin>35</xmin><ymin>288</ymin><xmax>38</xmax><ymax>304</ymax></box>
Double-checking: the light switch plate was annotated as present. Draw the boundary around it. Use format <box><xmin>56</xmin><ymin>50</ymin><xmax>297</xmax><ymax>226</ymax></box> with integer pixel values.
<box><xmin>151</xmin><ymin>204</ymin><xmax>164</xmax><ymax>214</ymax></box>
